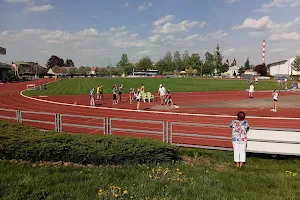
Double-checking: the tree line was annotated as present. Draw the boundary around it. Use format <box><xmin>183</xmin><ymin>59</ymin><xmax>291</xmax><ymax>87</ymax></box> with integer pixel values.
<box><xmin>46</xmin><ymin>44</ymin><xmax>281</xmax><ymax>77</ymax></box>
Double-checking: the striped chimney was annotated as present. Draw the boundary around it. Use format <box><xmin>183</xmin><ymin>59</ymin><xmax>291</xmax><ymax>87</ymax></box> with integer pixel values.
<box><xmin>262</xmin><ymin>40</ymin><xmax>266</xmax><ymax>63</ymax></box>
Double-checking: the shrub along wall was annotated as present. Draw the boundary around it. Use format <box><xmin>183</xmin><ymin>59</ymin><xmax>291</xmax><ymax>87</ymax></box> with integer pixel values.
<box><xmin>0</xmin><ymin>121</ymin><xmax>179</xmax><ymax>165</ymax></box>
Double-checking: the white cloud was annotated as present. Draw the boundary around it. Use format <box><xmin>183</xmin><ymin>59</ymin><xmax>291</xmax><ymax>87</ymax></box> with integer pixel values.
<box><xmin>6</xmin><ymin>0</ymin><xmax>53</xmax><ymax>12</ymax></box>
<box><xmin>270</xmin><ymin>47</ymin><xmax>287</xmax><ymax>52</ymax></box>
<box><xmin>232</xmin><ymin>16</ymin><xmax>300</xmax><ymax>33</ymax></box>
<box><xmin>148</xmin><ymin>34</ymin><xmax>175</xmax><ymax>43</ymax></box>
<box><xmin>184</xmin><ymin>34</ymin><xmax>201</xmax><ymax>41</ymax></box>
<box><xmin>110</xmin><ymin>26</ymin><xmax>127</xmax><ymax>32</ymax></box>
<box><xmin>153</xmin><ymin>15</ymin><xmax>175</xmax><ymax>26</ymax></box>
<box><xmin>225</xmin><ymin>0</ymin><xmax>240</xmax><ymax>3</ymax></box>
<box><xmin>154</xmin><ymin>20</ymin><xmax>207</xmax><ymax>34</ymax></box>
<box><xmin>26</xmin><ymin>4</ymin><xmax>53</xmax><ymax>12</ymax></box>
<box><xmin>248</xmin><ymin>31</ymin><xmax>266</xmax><ymax>37</ymax></box>
<box><xmin>204</xmin><ymin>30</ymin><xmax>228</xmax><ymax>40</ymax></box>
<box><xmin>124</xmin><ymin>1</ymin><xmax>129</xmax><ymax>7</ymax></box>
<box><xmin>223</xmin><ymin>48</ymin><xmax>237</xmax><ymax>56</ymax></box>
<box><xmin>269</xmin><ymin>32</ymin><xmax>300</xmax><ymax>40</ymax></box>
<box><xmin>137</xmin><ymin>2</ymin><xmax>152</xmax><ymax>11</ymax></box>
<box><xmin>262</xmin><ymin>0</ymin><xmax>300</xmax><ymax>8</ymax></box>
<box><xmin>137</xmin><ymin>49</ymin><xmax>152</xmax><ymax>55</ymax></box>
<box><xmin>78</xmin><ymin>28</ymin><xmax>100</xmax><ymax>36</ymax></box>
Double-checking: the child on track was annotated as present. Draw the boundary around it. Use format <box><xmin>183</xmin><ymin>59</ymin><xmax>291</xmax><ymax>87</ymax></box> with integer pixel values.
<box><xmin>90</xmin><ymin>88</ymin><xmax>95</xmax><ymax>107</ymax></box>
<box><xmin>135</xmin><ymin>89</ymin><xmax>142</xmax><ymax>111</ymax></box>
<box><xmin>112</xmin><ymin>84</ymin><xmax>117</xmax><ymax>105</ymax></box>
<box><xmin>117</xmin><ymin>84</ymin><xmax>124</xmax><ymax>103</ymax></box>
<box><xmin>249</xmin><ymin>83</ymin><xmax>254</xmax><ymax>98</ymax></box>
<box><xmin>165</xmin><ymin>88</ymin><xmax>174</xmax><ymax>107</ymax></box>
<box><xmin>272</xmin><ymin>89</ymin><xmax>279</xmax><ymax>112</ymax></box>
<box><xmin>129</xmin><ymin>88</ymin><xmax>135</xmax><ymax>104</ymax></box>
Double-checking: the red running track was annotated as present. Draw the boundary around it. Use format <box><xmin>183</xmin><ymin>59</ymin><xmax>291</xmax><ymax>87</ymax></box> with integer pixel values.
<box><xmin>1</xmin><ymin>79</ymin><xmax>300</xmax><ymax>149</ymax></box>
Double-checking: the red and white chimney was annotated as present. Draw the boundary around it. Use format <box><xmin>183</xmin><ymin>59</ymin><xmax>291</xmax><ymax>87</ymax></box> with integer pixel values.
<box><xmin>262</xmin><ymin>40</ymin><xmax>266</xmax><ymax>63</ymax></box>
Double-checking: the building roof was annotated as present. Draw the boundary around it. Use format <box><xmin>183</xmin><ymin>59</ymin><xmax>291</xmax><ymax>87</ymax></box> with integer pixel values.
<box><xmin>267</xmin><ymin>59</ymin><xmax>289</xmax><ymax>67</ymax></box>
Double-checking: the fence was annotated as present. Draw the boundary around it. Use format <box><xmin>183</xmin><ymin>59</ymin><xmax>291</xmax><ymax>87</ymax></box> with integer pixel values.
<box><xmin>1</xmin><ymin>108</ymin><xmax>300</xmax><ymax>156</ymax></box>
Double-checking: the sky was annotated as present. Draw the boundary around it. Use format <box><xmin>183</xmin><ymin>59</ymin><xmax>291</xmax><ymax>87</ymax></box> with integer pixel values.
<box><xmin>0</xmin><ymin>0</ymin><xmax>300</xmax><ymax>67</ymax></box>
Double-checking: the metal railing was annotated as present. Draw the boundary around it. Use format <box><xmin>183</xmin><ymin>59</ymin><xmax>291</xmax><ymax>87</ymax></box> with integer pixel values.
<box><xmin>1</xmin><ymin>107</ymin><xmax>300</xmax><ymax>156</ymax></box>
<box><xmin>60</xmin><ymin>114</ymin><xmax>107</xmax><ymax>135</ymax></box>
<box><xmin>109</xmin><ymin>118</ymin><xmax>165</xmax><ymax>142</ymax></box>
<box><xmin>0</xmin><ymin>108</ymin><xmax>18</xmax><ymax>122</ymax></box>
<box><xmin>169</xmin><ymin>121</ymin><xmax>232</xmax><ymax>150</ymax></box>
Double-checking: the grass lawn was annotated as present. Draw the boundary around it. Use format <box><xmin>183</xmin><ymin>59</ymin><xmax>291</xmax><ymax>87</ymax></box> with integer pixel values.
<box><xmin>23</xmin><ymin>78</ymin><xmax>283</xmax><ymax>96</ymax></box>
<box><xmin>1</xmin><ymin>149</ymin><xmax>300</xmax><ymax>200</ymax></box>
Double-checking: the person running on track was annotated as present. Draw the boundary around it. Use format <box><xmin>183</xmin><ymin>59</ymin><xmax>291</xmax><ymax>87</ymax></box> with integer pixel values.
<box><xmin>157</xmin><ymin>84</ymin><xmax>166</xmax><ymax>105</ymax></box>
<box><xmin>249</xmin><ymin>83</ymin><xmax>254</xmax><ymax>99</ymax></box>
<box><xmin>90</xmin><ymin>88</ymin><xmax>95</xmax><ymax>107</ymax></box>
<box><xmin>135</xmin><ymin>89</ymin><xmax>142</xmax><ymax>111</ymax></box>
<box><xmin>165</xmin><ymin>88</ymin><xmax>174</xmax><ymax>107</ymax></box>
<box><xmin>272</xmin><ymin>89</ymin><xmax>278</xmax><ymax>112</ymax></box>
<box><xmin>112</xmin><ymin>84</ymin><xmax>117</xmax><ymax>105</ymax></box>
<box><xmin>117</xmin><ymin>84</ymin><xmax>124</xmax><ymax>103</ymax></box>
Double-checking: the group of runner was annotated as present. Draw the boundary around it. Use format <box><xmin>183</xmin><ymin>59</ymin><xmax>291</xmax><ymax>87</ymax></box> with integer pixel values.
<box><xmin>89</xmin><ymin>83</ymin><xmax>174</xmax><ymax>110</ymax></box>
<box><xmin>247</xmin><ymin>78</ymin><xmax>279</xmax><ymax>112</ymax></box>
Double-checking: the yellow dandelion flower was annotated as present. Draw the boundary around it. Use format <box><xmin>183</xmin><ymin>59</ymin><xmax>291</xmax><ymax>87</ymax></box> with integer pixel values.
<box><xmin>151</xmin><ymin>168</ymin><xmax>155</xmax><ymax>172</ymax></box>
<box><xmin>123</xmin><ymin>190</ymin><xmax>128</xmax><ymax>194</ymax></box>
<box><xmin>178</xmin><ymin>172</ymin><xmax>182</xmax><ymax>175</ymax></box>
<box><xmin>130</xmin><ymin>196</ymin><xmax>134</xmax><ymax>199</ymax></box>
<box><xmin>149</xmin><ymin>175</ymin><xmax>153</xmax><ymax>178</ymax></box>
<box><xmin>176</xmin><ymin>168</ymin><xmax>179</xmax><ymax>171</ymax></box>
<box><xmin>114</xmin><ymin>194</ymin><xmax>119</xmax><ymax>197</ymax></box>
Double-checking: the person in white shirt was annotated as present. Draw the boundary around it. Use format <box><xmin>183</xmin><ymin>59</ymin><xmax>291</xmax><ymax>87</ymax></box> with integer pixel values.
<box><xmin>135</xmin><ymin>89</ymin><xmax>142</xmax><ymax>111</ymax></box>
<box><xmin>157</xmin><ymin>84</ymin><xmax>166</xmax><ymax>105</ymax></box>
<box><xmin>284</xmin><ymin>78</ymin><xmax>288</xmax><ymax>89</ymax></box>
<box><xmin>272</xmin><ymin>89</ymin><xmax>278</xmax><ymax>112</ymax></box>
<box><xmin>249</xmin><ymin>83</ymin><xmax>254</xmax><ymax>99</ymax></box>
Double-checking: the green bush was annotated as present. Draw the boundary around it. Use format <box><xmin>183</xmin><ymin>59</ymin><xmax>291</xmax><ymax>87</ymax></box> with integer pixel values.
<box><xmin>0</xmin><ymin>121</ymin><xmax>179</xmax><ymax>165</ymax></box>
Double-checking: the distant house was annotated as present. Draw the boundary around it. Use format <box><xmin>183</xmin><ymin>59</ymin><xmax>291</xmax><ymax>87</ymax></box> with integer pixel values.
<box><xmin>90</xmin><ymin>67</ymin><xmax>96</xmax><ymax>75</ymax></box>
<box><xmin>226</xmin><ymin>65</ymin><xmax>240</xmax><ymax>76</ymax></box>
<box><xmin>12</xmin><ymin>61</ymin><xmax>47</xmax><ymax>78</ymax></box>
<box><xmin>244</xmin><ymin>69</ymin><xmax>258</xmax><ymax>76</ymax></box>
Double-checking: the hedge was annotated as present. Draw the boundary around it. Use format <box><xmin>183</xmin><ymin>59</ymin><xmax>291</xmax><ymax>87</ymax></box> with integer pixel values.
<box><xmin>0</xmin><ymin>121</ymin><xmax>179</xmax><ymax>165</ymax></box>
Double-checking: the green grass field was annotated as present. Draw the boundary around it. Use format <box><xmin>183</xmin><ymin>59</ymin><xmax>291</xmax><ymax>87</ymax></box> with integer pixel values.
<box><xmin>1</xmin><ymin>149</ymin><xmax>299</xmax><ymax>200</ymax></box>
<box><xmin>24</xmin><ymin>78</ymin><xmax>283</xmax><ymax>96</ymax></box>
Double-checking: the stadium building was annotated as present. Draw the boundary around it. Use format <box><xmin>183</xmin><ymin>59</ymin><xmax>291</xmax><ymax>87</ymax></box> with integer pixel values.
<box><xmin>268</xmin><ymin>57</ymin><xmax>299</xmax><ymax>78</ymax></box>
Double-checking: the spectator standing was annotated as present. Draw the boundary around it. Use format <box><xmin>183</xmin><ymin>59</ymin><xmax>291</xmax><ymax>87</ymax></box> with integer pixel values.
<box><xmin>230</xmin><ymin>111</ymin><xmax>249</xmax><ymax>168</ymax></box>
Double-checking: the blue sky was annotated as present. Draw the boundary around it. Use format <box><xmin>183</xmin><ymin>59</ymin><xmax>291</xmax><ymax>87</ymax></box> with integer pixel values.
<box><xmin>0</xmin><ymin>0</ymin><xmax>300</xmax><ymax>67</ymax></box>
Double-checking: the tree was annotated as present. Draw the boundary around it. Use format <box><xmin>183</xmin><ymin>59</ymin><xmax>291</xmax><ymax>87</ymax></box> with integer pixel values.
<box><xmin>254</xmin><ymin>63</ymin><xmax>268</xmax><ymax>76</ymax></box>
<box><xmin>173</xmin><ymin>51</ymin><xmax>183</xmax><ymax>71</ymax></box>
<box><xmin>52</xmin><ymin>66</ymin><xmax>62</xmax><ymax>74</ymax></box>
<box><xmin>117</xmin><ymin>54</ymin><xmax>132</xmax><ymax>75</ymax></box>
<box><xmin>154</xmin><ymin>59</ymin><xmax>165</xmax><ymax>75</ymax></box>
<box><xmin>65</xmin><ymin>59</ymin><xmax>75</xmax><ymax>67</ymax></box>
<box><xmin>185</xmin><ymin>67</ymin><xmax>193</xmax><ymax>76</ymax></box>
<box><xmin>46</xmin><ymin>55</ymin><xmax>64</xmax><ymax>69</ymax></box>
<box><xmin>163</xmin><ymin>51</ymin><xmax>175</xmax><ymax>72</ymax></box>
<box><xmin>219</xmin><ymin>64</ymin><xmax>229</xmax><ymax>74</ymax></box>
<box><xmin>238</xmin><ymin>67</ymin><xmax>245</xmax><ymax>75</ymax></box>
<box><xmin>190</xmin><ymin>53</ymin><xmax>202</xmax><ymax>75</ymax></box>
<box><xmin>214</xmin><ymin>44</ymin><xmax>223</xmax><ymax>75</ymax></box>
<box><xmin>182</xmin><ymin>50</ymin><xmax>190</xmax><ymax>70</ymax></box>
<box><xmin>135</xmin><ymin>56</ymin><xmax>153</xmax><ymax>71</ymax></box>
<box><xmin>69</xmin><ymin>67</ymin><xmax>78</xmax><ymax>76</ymax></box>
<box><xmin>291</xmin><ymin>56</ymin><xmax>300</xmax><ymax>74</ymax></box>
<box><xmin>202</xmin><ymin>52</ymin><xmax>215</xmax><ymax>75</ymax></box>
<box><xmin>78</xmin><ymin>66</ymin><xmax>88</xmax><ymax>75</ymax></box>
<box><xmin>244</xmin><ymin>58</ymin><xmax>250</xmax><ymax>70</ymax></box>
